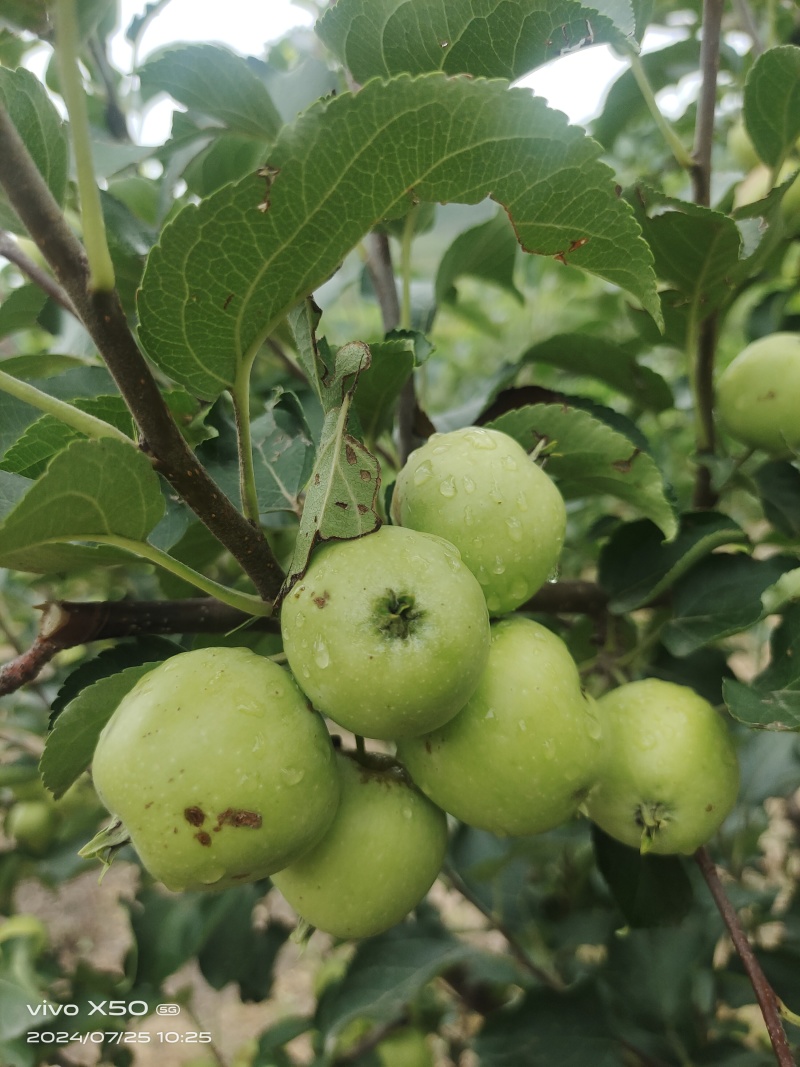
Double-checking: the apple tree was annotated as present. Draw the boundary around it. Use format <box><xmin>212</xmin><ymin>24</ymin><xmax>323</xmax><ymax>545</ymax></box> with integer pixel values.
<box><xmin>1</xmin><ymin>0</ymin><xmax>800</xmax><ymax>1064</ymax></box>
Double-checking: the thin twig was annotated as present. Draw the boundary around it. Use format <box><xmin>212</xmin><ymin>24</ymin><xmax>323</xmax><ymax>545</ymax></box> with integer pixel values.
<box><xmin>693</xmin><ymin>314</ymin><xmax>720</xmax><ymax>508</ymax></box>
<box><xmin>695</xmin><ymin>847</ymin><xmax>795</xmax><ymax>1067</ymax></box>
<box><xmin>692</xmin><ymin>0</ymin><xmax>724</xmax><ymax>207</ymax></box>
<box><xmin>0</xmin><ymin>103</ymin><xmax>284</xmax><ymax>601</ymax></box>
<box><xmin>0</xmin><ymin>230</ymin><xmax>77</xmax><ymax>315</ymax></box>
<box><xmin>364</xmin><ymin>231</ymin><xmax>420</xmax><ymax>464</ymax></box>
<box><xmin>444</xmin><ymin>863</ymin><xmax>566</xmax><ymax>991</ymax></box>
<box><xmin>733</xmin><ymin>0</ymin><xmax>765</xmax><ymax>56</ymax></box>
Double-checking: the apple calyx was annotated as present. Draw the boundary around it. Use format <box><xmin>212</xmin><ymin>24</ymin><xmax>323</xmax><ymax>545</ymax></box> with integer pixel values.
<box><xmin>636</xmin><ymin>801</ymin><xmax>671</xmax><ymax>853</ymax></box>
<box><xmin>376</xmin><ymin>589</ymin><xmax>424</xmax><ymax>639</ymax></box>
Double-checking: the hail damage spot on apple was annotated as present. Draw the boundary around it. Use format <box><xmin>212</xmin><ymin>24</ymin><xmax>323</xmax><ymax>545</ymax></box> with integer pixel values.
<box><xmin>91</xmin><ymin>647</ymin><xmax>340</xmax><ymax>891</ymax></box>
<box><xmin>281</xmin><ymin>526</ymin><xmax>490</xmax><ymax>740</ymax></box>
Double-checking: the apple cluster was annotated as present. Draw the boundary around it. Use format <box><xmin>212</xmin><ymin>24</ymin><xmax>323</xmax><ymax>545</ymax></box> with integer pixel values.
<box><xmin>90</xmin><ymin>427</ymin><xmax>739</xmax><ymax>940</ymax></box>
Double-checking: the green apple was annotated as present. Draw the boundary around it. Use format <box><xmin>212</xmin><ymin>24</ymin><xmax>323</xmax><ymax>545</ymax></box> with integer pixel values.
<box><xmin>280</xmin><ymin>525</ymin><xmax>490</xmax><ymax>740</ymax></box>
<box><xmin>716</xmin><ymin>332</ymin><xmax>800</xmax><ymax>455</ymax></box>
<box><xmin>585</xmin><ymin>678</ymin><xmax>739</xmax><ymax>855</ymax></box>
<box><xmin>91</xmin><ymin>647</ymin><xmax>340</xmax><ymax>891</ymax></box>
<box><xmin>390</xmin><ymin>426</ymin><xmax>566</xmax><ymax>615</ymax></box>
<box><xmin>397</xmin><ymin>616</ymin><xmax>604</xmax><ymax>836</ymax></box>
<box><xmin>271</xmin><ymin>752</ymin><xmax>447</xmax><ymax>939</ymax></box>
<box><xmin>4</xmin><ymin>800</ymin><xmax>59</xmax><ymax>855</ymax></box>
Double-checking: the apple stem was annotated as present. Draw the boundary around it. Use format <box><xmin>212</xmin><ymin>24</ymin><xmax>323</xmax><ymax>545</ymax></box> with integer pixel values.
<box><xmin>695</xmin><ymin>846</ymin><xmax>796</xmax><ymax>1066</ymax></box>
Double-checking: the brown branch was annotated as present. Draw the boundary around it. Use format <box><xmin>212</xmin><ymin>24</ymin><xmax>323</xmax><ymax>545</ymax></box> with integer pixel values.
<box><xmin>692</xmin><ymin>0</ymin><xmax>724</xmax><ymax>207</ymax></box>
<box><xmin>523</xmin><ymin>579</ymin><xmax>609</xmax><ymax>616</ymax></box>
<box><xmin>693</xmin><ymin>313</ymin><xmax>720</xmax><ymax>509</ymax></box>
<box><xmin>364</xmin><ymin>231</ymin><xmax>421</xmax><ymax>464</ymax></box>
<box><xmin>695</xmin><ymin>847</ymin><xmax>796</xmax><ymax>1067</ymax></box>
<box><xmin>0</xmin><ymin>597</ymin><xmax>280</xmax><ymax>698</ymax></box>
<box><xmin>690</xmin><ymin>0</ymin><xmax>724</xmax><ymax>509</ymax></box>
<box><xmin>0</xmin><ymin>104</ymin><xmax>284</xmax><ymax>601</ymax></box>
<box><xmin>0</xmin><ymin>229</ymin><xmax>77</xmax><ymax>315</ymax></box>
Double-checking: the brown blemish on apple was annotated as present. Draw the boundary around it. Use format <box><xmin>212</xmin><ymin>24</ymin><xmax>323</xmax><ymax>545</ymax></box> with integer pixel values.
<box><xmin>213</xmin><ymin>808</ymin><xmax>262</xmax><ymax>831</ymax></box>
<box><xmin>195</xmin><ymin>831</ymin><xmax>212</xmax><ymax>846</ymax></box>
<box><xmin>184</xmin><ymin>806</ymin><xmax>205</xmax><ymax>826</ymax></box>
<box><xmin>313</xmin><ymin>592</ymin><xmax>330</xmax><ymax>608</ymax></box>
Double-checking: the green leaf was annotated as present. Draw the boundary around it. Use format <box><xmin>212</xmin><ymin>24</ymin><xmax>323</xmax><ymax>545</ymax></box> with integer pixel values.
<box><xmin>138</xmin><ymin>74</ymin><xmax>661</xmax><ymax>400</ymax></box>
<box><xmin>353</xmin><ymin>334</ymin><xmax>418</xmax><ymax>443</ymax></box>
<box><xmin>0</xmin><ymin>285</ymin><xmax>47</xmax><ymax>339</ymax></box>
<box><xmin>754</xmin><ymin>460</ymin><xmax>800</xmax><ymax>538</ymax></box>
<box><xmin>316</xmin><ymin>0</ymin><xmax>635</xmax><ymax>83</ymax></box>
<box><xmin>474</xmin><ymin>986</ymin><xmax>619</xmax><ymax>1066</ymax></box>
<box><xmin>724</xmin><ymin>606</ymin><xmax>800</xmax><ymax>730</ymax></box>
<box><xmin>282</xmin><ymin>304</ymin><xmax>381</xmax><ymax>590</ymax></box>
<box><xmin>634</xmin><ymin>190</ymin><xmax>743</xmax><ymax>314</ymax></box>
<box><xmin>592</xmin><ymin>825</ymin><xmax>693</xmax><ymax>928</ymax></box>
<box><xmin>197</xmin><ymin>886</ymin><xmax>290</xmax><ymax>1001</ymax></box>
<box><xmin>489</xmin><ymin>403</ymin><xmax>677</xmax><ymax>539</ymax></box>
<box><xmin>662</xmin><ymin>554</ymin><xmax>797</xmax><ymax>657</ymax></box>
<box><xmin>40</xmin><ymin>663</ymin><xmax>160</xmax><ymax>798</ymax></box>
<box><xmin>315</xmin><ymin>921</ymin><xmax>472</xmax><ymax>1050</ymax></box>
<box><xmin>518</xmin><ymin>334</ymin><xmax>672</xmax><ymax>412</ymax></box>
<box><xmin>435</xmin><ymin>209</ymin><xmax>523</xmax><ymax>307</ymax></box>
<box><xmin>0</xmin><ymin>66</ymin><xmax>68</xmax><ymax>234</ymax></box>
<box><xmin>744</xmin><ymin>45</ymin><xmax>800</xmax><ymax>168</ymax></box>
<box><xmin>251</xmin><ymin>390</ymin><xmax>315</xmax><ymax>516</ymax></box>
<box><xmin>0</xmin><ymin>437</ymin><xmax>164</xmax><ymax>572</ymax></box>
<box><xmin>598</xmin><ymin>512</ymin><xmax>748</xmax><ymax>613</ymax></box>
<box><xmin>0</xmin><ymin>396</ymin><xmax>135</xmax><ymax>479</ymax></box>
<box><xmin>139</xmin><ymin>43</ymin><xmax>282</xmax><ymax>140</ymax></box>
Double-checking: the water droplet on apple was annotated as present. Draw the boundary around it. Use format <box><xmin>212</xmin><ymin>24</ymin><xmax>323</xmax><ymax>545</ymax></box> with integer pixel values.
<box><xmin>543</xmin><ymin>739</ymin><xmax>555</xmax><ymax>760</ymax></box>
<box><xmin>463</xmin><ymin>475</ymin><xmax>476</xmax><ymax>493</ymax></box>
<box><xmin>491</xmin><ymin>556</ymin><xmax>506</xmax><ymax>575</ymax></box>
<box><xmin>511</xmin><ymin>578</ymin><xmax>529</xmax><ymax>601</ymax></box>
<box><xmin>518</xmin><ymin>719</ymin><xmax>527</xmax><ymax>731</ymax></box>
<box><xmin>281</xmin><ymin>766</ymin><xmax>305</xmax><ymax>785</ymax></box>
<box><xmin>312</xmin><ymin>637</ymin><xmax>330</xmax><ymax>669</ymax></box>
<box><xmin>486</xmin><ymin>594</ymin><xmax>502</xmax><ymax>612</ymax></box>
<box><xmin>516</xmin><ymin>491</ymin><xmax>529</xmax><ymax>512</ymax></box>
<box><xmin>293</xmin><ymin>611</ymin><xmax>306</xmax><ymax>629</ymax></box>
<box><xmin>484</xmin><ymin>707</ymin><xmax>496</xmax><ymax>720</ymax></box>
<box><xmin>502</xmin><ymin>455</ymin><xmax>518</xmax><ymax>471</ymax></box>
<box><xmin>464</xmin><ymin>506</ymin><xmax>475</xmax><ymax>526</ymax></box>
<box><xmin>413</xmin><ymin>461</ymin><xmax>433</xmax><ymax>486</ymax></box>
<box><xmin>252</xmin><ymin>734</ymin><xmax>265</xmax><ymax>752</ymax></box>
<box><xmin>402</xmin><ymin>807</ymin><xmax>413</xmax><ymax>819</ymax></box>
<box><xmin>465</xmin><ymin>429</ymin><xmax>497</xmax><ymax>450</ymax></box>
<box><xmin>438</xmin><ymin>477</ymin><xmax>457</xmax><ymax>497</ymax></box>
<box><xmin>505</xmin><ymin>517</ymin><xmax>523</xmax><ymax>542</ymax></box>
<box><xmin>198</xmin><ymin>865</ymin><xmax>226</xmax><ymax>885</ymax></box>
<box><xmin>547</xmin><ymin>566</ymin><xmax>560</xmax><ymax>584</ymax></box>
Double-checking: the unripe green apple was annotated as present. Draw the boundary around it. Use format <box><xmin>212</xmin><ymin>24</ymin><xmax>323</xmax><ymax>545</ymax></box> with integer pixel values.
<box><xmin>92</xmin><ymin>647</ymin><xmax>340</xmax><ymax>891</ymax></box>
<box><xmin>4</xmin><ymin>800</ymin><xmax>59</xmax><ymax>855</ymax></box>
<box><xmin>271</xmin><ymin>752</ymin><xmax>447</xmax><ymax>939</ymax></box>
<box><xmin>281</xmin><ymin>526</ymin><xmax>490</xmax><ymax>740</ymax></box>
<box><xmin>585</xmin><ymin>678</ymin><xmax>739</xmax><ymax>855</ymax></box>
<box><xmin>397</xmin><ymin>616</ymin><xmax>604</xmax><ymax>836</ymax></box>
<box><xmin>716</xmin><ymin>332</ymin><xmax>800</xmax><ymax>455</ymax></box>
<box><xmin>390</xmin><ymin>427</ymin><xmax>566</xmax><ymax>615</ymax></box>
